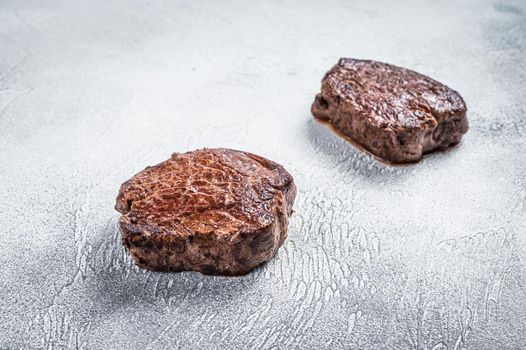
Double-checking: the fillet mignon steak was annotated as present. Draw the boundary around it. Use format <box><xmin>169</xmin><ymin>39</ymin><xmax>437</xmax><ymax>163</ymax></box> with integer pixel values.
<box><xmin>312</xmin><ymin>58</ymin><xmax>469</xmax><ymax>163</ymax></box>
<box><xmin>115</xmin><ymin>148</ymin><xmax>296</xmax><ymax>276</ymax></box>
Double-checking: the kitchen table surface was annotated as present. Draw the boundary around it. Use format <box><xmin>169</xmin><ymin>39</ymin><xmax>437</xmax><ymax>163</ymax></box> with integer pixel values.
<box><xmin>1</xmin><ymin>0</ymin><xmax>525</xmax><ymax>348</ymax></box>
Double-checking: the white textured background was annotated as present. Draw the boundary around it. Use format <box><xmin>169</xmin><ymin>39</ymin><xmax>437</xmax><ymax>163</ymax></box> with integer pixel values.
<box><xmin>1</xmin><ymin>0</ymin><xmax>525</xmax><ymax>349</ymax></box>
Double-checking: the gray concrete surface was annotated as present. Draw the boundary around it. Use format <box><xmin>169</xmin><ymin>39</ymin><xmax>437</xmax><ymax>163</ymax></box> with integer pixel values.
<box><xmin>1</xmin><ymin>0</ymin><xmax>525</xmax><ymax>349</ymax></box>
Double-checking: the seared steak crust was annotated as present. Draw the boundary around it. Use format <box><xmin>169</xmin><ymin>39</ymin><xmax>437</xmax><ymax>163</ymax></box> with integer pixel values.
<box><xmin>312</xmin><ymin>58</ymin><xmax>469</xmax><ymax>163</ymax></box>
<box><xmin>115</xmin><ymin>148</ymin><xmax>296</xmax><ymax>276</ymax></box>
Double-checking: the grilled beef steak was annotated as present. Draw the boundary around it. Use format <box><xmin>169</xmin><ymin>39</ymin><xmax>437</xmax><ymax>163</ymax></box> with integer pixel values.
<box><xmin>115</xmin><ymin>148</ymin><xmax>296</xmax><ymax>276</ymax></box>
<box><xmin>312</xmin><ymin>58</ymin><xmax>468</xmax><ymax>163</ymax></box>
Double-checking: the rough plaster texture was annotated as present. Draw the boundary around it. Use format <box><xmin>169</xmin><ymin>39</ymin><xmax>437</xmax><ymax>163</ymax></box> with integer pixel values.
<box><xmin>0</xmin><ymin>0</ymin><xmax>525</xmax><ymax>349</ymax></box>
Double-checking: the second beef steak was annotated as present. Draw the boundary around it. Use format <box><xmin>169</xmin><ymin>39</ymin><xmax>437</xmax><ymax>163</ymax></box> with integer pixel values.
<box><xmin>312</xmin><ymin>58</ymin><xmax>468</xmax><ymax>163</ymax></box>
